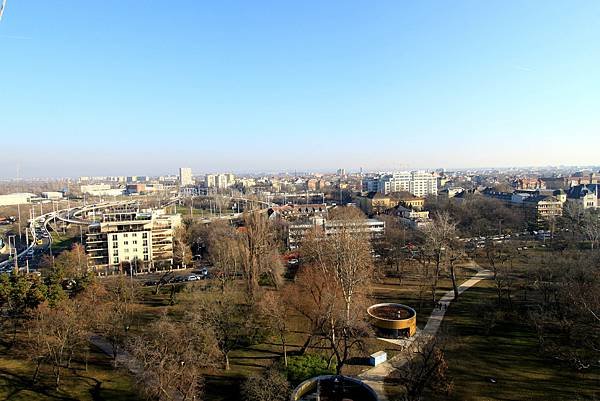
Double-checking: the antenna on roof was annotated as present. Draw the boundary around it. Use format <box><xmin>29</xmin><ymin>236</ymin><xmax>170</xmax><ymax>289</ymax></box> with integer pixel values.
<box><xmin>0</xmin><ymin>0</ymin><xmax>6</xmax><ymax>22</ymax></box>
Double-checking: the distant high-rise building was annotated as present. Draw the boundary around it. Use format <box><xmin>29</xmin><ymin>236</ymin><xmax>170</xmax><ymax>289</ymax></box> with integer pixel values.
<box><xmin>179</xmin><ymin>167</ymin><xmax>193</xmax><ymax>187</ymax></box>
<box><xmin>337</xmin><ymin>168</ymin><xmax>347</xmax><ymax>176</ymax></box>
<box><xmin>205</xmin><ymin>173</ymin><xmax>235</xmax><ymax>189</ymax></box>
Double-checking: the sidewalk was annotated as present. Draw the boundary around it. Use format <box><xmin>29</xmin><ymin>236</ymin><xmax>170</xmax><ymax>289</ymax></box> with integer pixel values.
<box><xmin>359</xmin><ymin>267</ymin><xmax>492</xmax><ymax>401</ymax></box>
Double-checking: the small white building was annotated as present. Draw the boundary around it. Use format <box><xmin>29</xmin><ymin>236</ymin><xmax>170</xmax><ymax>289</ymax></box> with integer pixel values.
<box><xmin>369</xmin><ymin>351</ymin><xmax>387</xmax><ymax>366</ymax></box>
<box><xmin>41</xmin><ymin>191</ymin><xmax>64</xmax><ymax>200</ymax></box>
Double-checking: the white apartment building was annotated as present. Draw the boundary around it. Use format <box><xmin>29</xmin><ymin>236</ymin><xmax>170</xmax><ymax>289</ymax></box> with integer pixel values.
<box><xmin>373</xmin><ymin>171</ymin><xmax>438</xmax><ymax>197</ymax></box>
<box><xmin>179</xmin><ymin>167</ymin><xmax>193</xmax><ymax>187</ymax></box>
<box><xmin>409</xmin><ymin>171</ymin><xmax>438</xmax><ymax>197</ymax></box>
<box><xmin>86</xmin><ymin>209</ymin><xmax>182</xmax><ymax>273</ymax></box>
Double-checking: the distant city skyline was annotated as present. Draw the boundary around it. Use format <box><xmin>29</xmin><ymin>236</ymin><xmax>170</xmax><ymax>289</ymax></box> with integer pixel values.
<box><xmin>2</xmin><ymin>164</ymin><xmax>600</xmax><ymax>181</ymax></box>
<box><xmin>1</xmin><ymin>1</ymin><xmax>599</xmax><ymax>177</ymax></box>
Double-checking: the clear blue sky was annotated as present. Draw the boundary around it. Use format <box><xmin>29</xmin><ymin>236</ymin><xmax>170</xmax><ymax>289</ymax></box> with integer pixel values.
<box><xmin>1</xmin><ymin>1</ymin><xmax>599</xmax><ymax>177</ymax></box>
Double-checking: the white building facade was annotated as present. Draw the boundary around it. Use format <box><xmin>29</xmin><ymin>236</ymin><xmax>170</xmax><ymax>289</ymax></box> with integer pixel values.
<box><xmin>374</xmin><ymin>171</ymin><xmax>438</xmax><ymax>197</ymax></box>
<box><xmin>179</xmin><ymin>167</ymin><xmax>193</xmax><ymax>187</ymax></box>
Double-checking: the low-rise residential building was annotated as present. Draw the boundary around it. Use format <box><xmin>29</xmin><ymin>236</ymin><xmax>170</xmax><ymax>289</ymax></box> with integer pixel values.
<box><xmin>438</xmin><ymin>187</ymin><xmax>465</xmax><ymax>201</ymax></box>
<box><xmin>287</xmin><ymin>217</ymin><xmax>385</xmax><ymax>249</ymax></box>
<box><xmin>394</xmin><ymin>206</ymin><xmax>431</xmax><ymax>228</ymax></box>
<box><xmin>513</xmin><ymin>178</ymin><xmax>546</xmax><ymax>190</ymax></box>
<box><xmin>357</xmin><ymin>193</ymin><xmax>397</xmax><ymax>215</ymax></box>
<box><xmin>566</xmin><ymin>185</ymin><xmax>598</xmax><ymax>209</ymax></box>
<box><xmin>356</xmin><ymin>191</ymin><xmax>425</xmax><ymax>215</ymax></box>
<box><xmin>568</xmin><ymin>172</ymin><xmax>600</xmax><ymax>187</ymax></box>
<box><xmin>522</xmin><ymin>195</ymin><xmax>563</xmax><ymax>228</ymax></box>
<box><xmin>392</xmin><ymin>191</ymin><xmax>425</xmax><ymax>211</ymax></box>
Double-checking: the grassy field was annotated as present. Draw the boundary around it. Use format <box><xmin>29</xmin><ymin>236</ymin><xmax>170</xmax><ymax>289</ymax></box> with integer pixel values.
<box><xmin>0</xmin><ymin>341</ymin><xmax>140</xmax><ymax>401</ymax></box>
<box><xmin>427</xmin><ymin>279</ymin><xmax>600</xmax><ymax>401</ymax></box>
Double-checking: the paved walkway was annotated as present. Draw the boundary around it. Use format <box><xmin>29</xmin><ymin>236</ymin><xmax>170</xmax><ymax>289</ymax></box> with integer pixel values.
<box><xmin>359</xmin><ymin>266</ymin><xmax>492</xmax><ymax>401</ymax></box>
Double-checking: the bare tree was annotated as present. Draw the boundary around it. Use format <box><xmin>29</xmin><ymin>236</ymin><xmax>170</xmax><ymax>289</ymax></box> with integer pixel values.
<box><xmin>207</xmin><ymin>220</ymin><xmax>242</xmax><ymax>292</ymax></box>
<box><xmin>582</xmin><ymin>210</ymin><xmax>600</xmax><ymax>250</ymax></box>
<box><xmin>27</xmin><ymin>299</ymin><xmax>89</xmax><ymax>388</ymax></box>
<box><xmin>328</xmin><ymin>205</ymin><xmax>366</xmax><ymax>221</ymax></box>
<box><xmin>173</xmin><ymin>227</ymin><xmax>193</xmax><ymax>268</ymax></box>
<box><xmin>128</xmin><ymin>314</ymin><xmax>221</xmax><ymax>401</ymax></box>
<box><xmin>482</xmin><ymin>241</ymin><xmax>515</xmax><ymax>305</ymax></box>
<box><xmin>561</xmin><ymin>201</ymin><xmax>586</xmax><ymax>240</ymax></box>
<box><xmin>258</xmin><ymin>290</ymin><xmax>292</xmax><ymax>367</ymax></box>
<box><xmin>420</xmin><ymin>211</ymin><xmax>457</xmax><ymax>304</ymax></box>
<box><xmin>241</xmin><ymin>367</ymin><xmax>290</xmax><ymax>401</ymax></box>
<box><xmin>285</xmin><ymin>265</ymin><xmax>336</xmax><ymax>354</ymax></box>
<box><xmin>185</xmin><ymin>287</ymin><xmax>262</xmax><ymax>370</ymax></box>
<box><xmin>238</xmin><ymin>210</ymin><xmax>282</xmax><ymax>298</ymax></box>
<box><xmin>389</xmin><ymin>337</ymin><xmax>453</xmax><ymax>401</ymax></box>
<box><xmin>300</xmin><ymin>226</ymin><xmax>374</xmax><ymax>373</ymax></box>
<box><xmin>96</xmin><ymin>276</ymin><xmax>139</xmax><ymax>366</ymax></box>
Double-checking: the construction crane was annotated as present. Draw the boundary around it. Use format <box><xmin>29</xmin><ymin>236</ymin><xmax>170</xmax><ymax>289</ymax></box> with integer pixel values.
<box><xmin>0</xmin><ymin>0</ymin><xmax>6</xmax><ymax>22</ymax></box>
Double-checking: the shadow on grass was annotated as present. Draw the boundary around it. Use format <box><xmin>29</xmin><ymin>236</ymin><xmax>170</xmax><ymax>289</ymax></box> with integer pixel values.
<box><xmin>0</xmin><ymin>367</ymin><xmax>79</xmax><ymax>401</ymax></box>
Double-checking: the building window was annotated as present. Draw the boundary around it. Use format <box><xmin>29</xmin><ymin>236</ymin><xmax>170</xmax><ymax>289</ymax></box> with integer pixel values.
<box><xmin>142</xmin><ymin>233</ymin><xmax>148</xmax><ymax>239</ymax></box>
<box><xmin>143</xmin><ymin>255</ymin><xmax>149</xmax><ymax>261</ymax></box>
<box><xmin>123</xmin><ymin>233</ymin><xmax>128</xmax><ymax>237</ymax></box>
<box><xmin>113</xmin><ymin>250</ymin><xmax>118</xmax><ymax>256</ymax></box>
<box><xmin>125</xmin><ymin>256</ymin><xmax>130</xmax><ymax>260</ymax></box>
<box><xmin>143</xmin><ymin>240</ymin><xmax>148</xmax><ymax>246</ymax></box>
<box><xmin>143</xmin><ymin>247</ymin><xmax>149</xmax><ymax>254</ymax></box>
<box><xmin>112</xmin><ymin>235</ymin><xmax>117</xmax><ymax>241</ymax></box>
<box><xmin>125</xmin><ymin>249</ymin><xmax>129</xmax><ymax>253</ymax></box>
<box><xmin>133</xmin><ymin>240</ymin><xmax>137</xmax><ymax>244</ymax></box>
<box><xmin>124</xmin><ymin>241</ymin><xmax>128</xmax><ymax>245</ymax></box>
<box><xmin>132</xmin><ymin>233</ymin><xmax>137</xmax><ymax>237</ymax></box>
<box><xmin>113</xmin><ymin>257</ymin><xmax>119</xmax><ymax>264</ymax></box>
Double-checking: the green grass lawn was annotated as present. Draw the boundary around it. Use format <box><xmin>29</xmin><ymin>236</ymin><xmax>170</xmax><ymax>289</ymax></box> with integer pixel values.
<box><xmin>428</xmin><ymin>280</ymin><xmax>600</xmax><ymax>401</ymax></box>
<box><xmin>50</xmin><ymin>231</ymin><xmax>78</xmax><ymax>253</ymax></box>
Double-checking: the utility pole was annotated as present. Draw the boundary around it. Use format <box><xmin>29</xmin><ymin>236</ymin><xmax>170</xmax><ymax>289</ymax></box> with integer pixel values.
<box><xmin>16</xmin><ymin>166</ymin><xmax>22</xmax><ymax>241</ymax></box>
<box><xmin>9</xmin><ymin>235</ymin><xmax>18</xmax><ymax>274</ymax></box>
<box><xmin>17</xmin><ymin>203</ymin><xmax>22</xmax><ymax>242</ymax></box>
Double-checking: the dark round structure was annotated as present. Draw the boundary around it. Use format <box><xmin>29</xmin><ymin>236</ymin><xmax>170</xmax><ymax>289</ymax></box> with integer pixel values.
<box><xmin>367</xmin><ymin>303</ymin><xmax>417</xmax><ymax>338</ymax></box>
<box><xmin>290</xmin><ymin>375</ymin><xmax>379</xmax><ymax>401</ymax></box>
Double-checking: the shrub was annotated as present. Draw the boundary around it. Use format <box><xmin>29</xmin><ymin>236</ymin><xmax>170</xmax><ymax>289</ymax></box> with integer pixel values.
<box><xmin>284</xmin><ymin>354</ymin><xmax>336</xmax><ymax>384</ymax></box>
